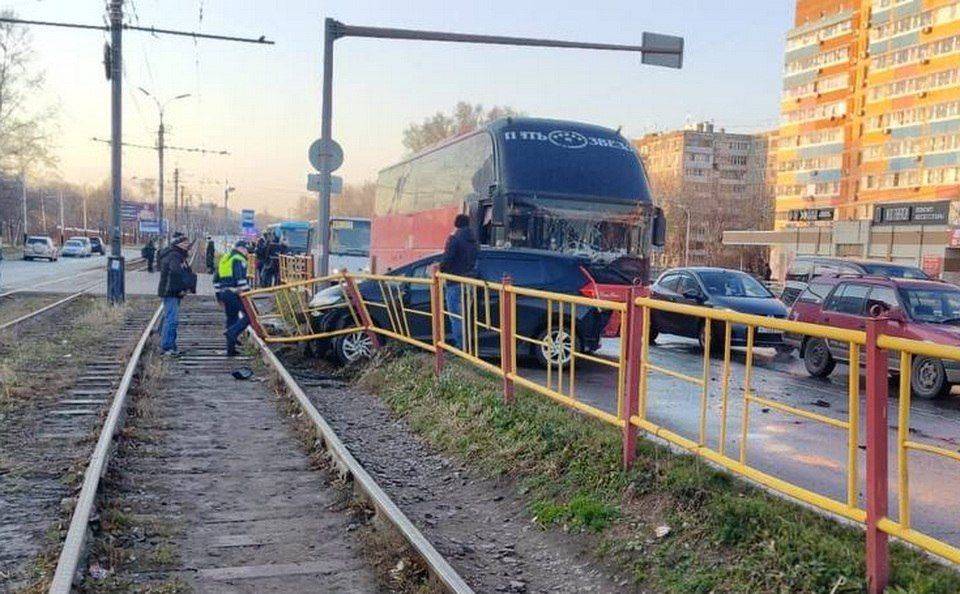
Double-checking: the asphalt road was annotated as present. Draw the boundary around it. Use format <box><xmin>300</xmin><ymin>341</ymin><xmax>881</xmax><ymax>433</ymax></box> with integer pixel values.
<box><xmin>0</xmin><ymin>249</ymin><xmax>140</xmax><ymax>296</ymax></box>
<box><xmin>517</xmin><ymin>335</ymin><xmax>960</xmax><ymax>549</ymax></box>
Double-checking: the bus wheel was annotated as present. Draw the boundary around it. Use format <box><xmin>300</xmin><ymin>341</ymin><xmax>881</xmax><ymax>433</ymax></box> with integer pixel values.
<box><xmin>332</xmin><ymin>331</ymin><xmax>374</xmax><ymax>366</ymax></box>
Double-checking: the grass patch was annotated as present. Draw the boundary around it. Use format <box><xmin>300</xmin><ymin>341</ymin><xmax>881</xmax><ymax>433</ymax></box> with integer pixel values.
<box><xmin>360</xmin><ymin>353</ymin><xmax>960</xmax><ymax>594</ymax></box>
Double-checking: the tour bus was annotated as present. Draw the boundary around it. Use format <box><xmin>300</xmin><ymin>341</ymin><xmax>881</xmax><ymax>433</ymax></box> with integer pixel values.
<box><xmin>266</xmin><ymin>217</ymin><xmax>372</xmax><ymax>272</ymax></box>
<box><xmin>372</xmin><ymin>117</ymin><xmax>665</xmax><ymax>284</ymax></box>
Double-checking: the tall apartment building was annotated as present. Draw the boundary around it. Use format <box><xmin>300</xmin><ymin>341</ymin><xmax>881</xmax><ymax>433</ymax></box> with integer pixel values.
<box><xmin>725</xmin><ymin>0</ymin><xmax>960</xmax><ymax>281</ymax></box>
<box><xmin>634</xmin><ymin>123</ymin><xmax>770</xmax><ymax>269</ymax></box>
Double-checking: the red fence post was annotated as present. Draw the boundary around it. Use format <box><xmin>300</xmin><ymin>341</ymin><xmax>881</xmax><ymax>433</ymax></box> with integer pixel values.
<box><xmin>621</xmin><ymin>285</ymin><xmax>644</xmax><ymax>470</ymax></box>
<box><xmin>500</xmin><ymin>275</ymin><xmax>515</xmax><ymax>404</ymax></box>
<box><xmin>430</xmin><ymin>265</ymin><xmax>444</xmax><ymax>377</ymax></box>
<box><xmin>865</xmin><ymin>317</ymin><xmax>890</xmax><ymax>594</ymax></box>
<box><xmin>342</xmin><ymin>273</ymin><xmax>381</xmax><ymax>350</ymax></box>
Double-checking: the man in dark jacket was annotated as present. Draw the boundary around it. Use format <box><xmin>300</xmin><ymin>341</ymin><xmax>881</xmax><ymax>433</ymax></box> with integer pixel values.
<box><xmin>213</xmin><ymin>241</ymin><xmax>251</xmax><ymax>356</ymax></box>
<box><xmin>439</xmin><ymin>214</ymin><xmax>478</xmax><ymax>348</ymax></box>
<box><xmin>205</xmin><ymin>236</ymin><xmax>216</xmax><ymax>274</ymax></box>
<box><xmin>141</xmin><ymin>238</ymin><xmax>157</xmax><ymax>273</ymax></box>
<box><xmin>157</xmin><ymin>235</ymin><xmax>194</xmax><ymax>355</ymax></box>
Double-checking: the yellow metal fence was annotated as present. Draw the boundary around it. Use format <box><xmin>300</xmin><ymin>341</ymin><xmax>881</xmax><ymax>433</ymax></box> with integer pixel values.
<box><xmin>242</xmin><ymin>271</ymin><xmax>960</xmax><ymax>583</ymax></box>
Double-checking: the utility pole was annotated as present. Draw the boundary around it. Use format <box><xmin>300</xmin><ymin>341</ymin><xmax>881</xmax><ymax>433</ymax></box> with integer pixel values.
<box><xmin>39</xmin><ymin>191</ymin><xmax>47</xmax><ymax>236</ymax></box>
<box><xmin>173</xmin><ymin>167</ymin><xmax>179</xmax><ymax>231</ymax></box>
<box><xmin>107</xmin><ymin>0</ymin><xmax>124</xmax><ymax>303</ymax></box>
<box><xmin>20</xmin><ymin>173</ymin><xmax>27</xmax><ymax>244</ymax></box>
<box><xmin>59</xmin><ymin>190</ymin><xmax>64</xmax><ymax>244</ymax></box>
<box><xmin>223</xmin><ymin>184</ymin><xmax>235</xmax><ymax>237</ymax></box>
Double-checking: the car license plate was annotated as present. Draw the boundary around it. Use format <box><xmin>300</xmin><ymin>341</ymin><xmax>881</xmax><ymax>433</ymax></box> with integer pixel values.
<box><xmin>758</xmin><ymin>327</ymin><xmax>781</xmax><ymax>335</ymax></box>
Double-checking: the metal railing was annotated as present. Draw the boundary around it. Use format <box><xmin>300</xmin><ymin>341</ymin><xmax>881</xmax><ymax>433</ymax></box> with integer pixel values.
<box><xmin>278</xmin><ymin>253</ymin><xmax>314</xmax><ymax>283</ymax></box>
<box><xmin>243</xmin><ymin>271</ymin><xmax>959</xmax><ymax>592</ymax></box>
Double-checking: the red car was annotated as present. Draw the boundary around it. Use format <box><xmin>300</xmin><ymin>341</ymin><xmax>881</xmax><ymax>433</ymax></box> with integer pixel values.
<box><xmin>786</xmin><ymin>275</ymin><xmax>960</xmax><ymax>399</ymax></box>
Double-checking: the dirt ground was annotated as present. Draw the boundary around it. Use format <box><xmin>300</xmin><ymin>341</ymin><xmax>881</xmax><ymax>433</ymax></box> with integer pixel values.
<box><xmin>0</xmin><ymin>293</ymin><xmax>67</xmax><ymax>326</ymax></box>
<box><xmin>279</xmin><ymin>354</ymin><xmax>630</xmax><ymax>594</ymax></box>
<box><xmin>0</xmin><ymin>296</ymin><xmax>157</xmax><ymax>591</ymax></box>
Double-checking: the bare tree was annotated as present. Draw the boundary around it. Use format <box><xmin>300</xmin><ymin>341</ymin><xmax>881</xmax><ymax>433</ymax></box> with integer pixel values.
<box><xmin>402</xmin><ymin>101</ymin><xmax>523</xmax><ymax>153</ymax></box>
<box><xmin>0</xmin><ymin>11</ymin><xmax>57</xmax><ymax>176</ymax></box>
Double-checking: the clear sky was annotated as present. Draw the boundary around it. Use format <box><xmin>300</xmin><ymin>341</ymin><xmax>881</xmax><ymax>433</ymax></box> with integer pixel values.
<box><xmin>8</xmin><ymin>0</ymin><xmax>793</xmax><ymax>216</ymax></box>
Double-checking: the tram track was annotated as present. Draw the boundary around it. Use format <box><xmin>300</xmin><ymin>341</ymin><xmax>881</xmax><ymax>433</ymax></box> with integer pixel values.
<box><xmin>21</xmin><ymin>296</ymin><xmax>472</xmax><ymax>593</ymax></box>
<box><xmin>0</xmin><ymin>258</ymin><xmax>147</xmax><ymax>332</ymax></box>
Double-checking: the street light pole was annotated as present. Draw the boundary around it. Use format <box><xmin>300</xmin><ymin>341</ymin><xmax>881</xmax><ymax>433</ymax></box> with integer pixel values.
<box><xmin>317</xmin><ymin>19</ymin><xmax>683</xmax><ymax>277</ymax></box>
<box><xmin>139</xmin><ymin>89</ymin><xmax>191</xmax><ymax>243</ymax></box>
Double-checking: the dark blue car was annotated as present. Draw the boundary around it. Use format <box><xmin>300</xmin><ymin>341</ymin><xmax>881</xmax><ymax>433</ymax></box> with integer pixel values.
<box><xmin>310</xmin><ymin>247</ymin><xmax>614</xmax><ymax>366</ymax></box>
<box><xmin>648</xmin><ymin>267</ymin><xmax>790</xmax><ymax>352</ymax></box>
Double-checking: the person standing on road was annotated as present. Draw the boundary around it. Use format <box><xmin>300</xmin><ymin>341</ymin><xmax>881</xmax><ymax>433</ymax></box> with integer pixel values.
<box><xmin>142</xmin><ymin>238</ymin><xmax>157</xmax><ymax>273</ymax></box>
<box><xmin>213</xmin><ymin>241</ymin><xmax>251</xmax><ymax>356</ymax></box>
<box><xmin>157</xmin><ymin>235</ymin><xmax>194</xmax><ymax>355</ymax></box>
<box><xmin>205</xmin><ymin>236</ymin><xmax>217</xmax><ymax>274</ymax></box>
<box><xmin>438</xmin><ymin>214</ymin><xmax>478</xmax><ymax>349</ymax></box>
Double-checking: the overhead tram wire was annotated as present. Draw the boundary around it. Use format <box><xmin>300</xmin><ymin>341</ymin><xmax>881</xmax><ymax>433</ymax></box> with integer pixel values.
<box><xmin>91</xmin><ymin>137</ymin><xmax>230</xmax><ymax>156</ymax></box>
<box><xmin>0</xmin><ymin>17</ymin><xmax>275</xmax><ymax>45</ymax></box>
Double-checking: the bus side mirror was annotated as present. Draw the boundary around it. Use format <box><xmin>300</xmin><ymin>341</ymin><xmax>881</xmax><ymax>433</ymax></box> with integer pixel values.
<box><xmin>652</xmin><ymin>207</ymin><xmax>666</xmax><ymax>247</ymax></box>
<box><xmin>490</xmin><ymin>185</ymin><xmax>505</xmax><ymax>227</ymax></box>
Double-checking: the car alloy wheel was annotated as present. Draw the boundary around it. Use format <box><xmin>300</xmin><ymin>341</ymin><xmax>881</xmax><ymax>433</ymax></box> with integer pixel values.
<box><xmin>539</xmin><ymin>328</ymin><xmax>573</xmax><ymax>367</ymax></box>
<box><xmin>338</xmin><ymin>331</ymin><xmax>374</xmax><ymax>364</ymax></box>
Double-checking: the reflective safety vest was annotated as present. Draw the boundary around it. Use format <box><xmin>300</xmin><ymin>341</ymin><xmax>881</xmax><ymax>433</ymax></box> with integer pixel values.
<box><xmin>217</xmin><ymin>251</ymin><xmax>248</xmax><ymax>287</ymax></box>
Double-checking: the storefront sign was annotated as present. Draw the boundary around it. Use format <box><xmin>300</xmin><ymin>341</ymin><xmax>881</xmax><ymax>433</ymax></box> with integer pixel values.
<box><xmin>873</xmin><ymin>201</ymin><xmax>950</xmax><ymax>225</ymax></box>
<box><xmin>788</xmin><ymin>208</ymin><xmax>834</xmax><ymax>222</ymax></box>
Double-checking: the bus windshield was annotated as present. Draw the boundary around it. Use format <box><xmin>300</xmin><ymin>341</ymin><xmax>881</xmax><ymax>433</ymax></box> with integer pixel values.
<box><xmin>499</xmin><ymin>124</ymin><xmax>652</xmax><ymax>202</ymax></box>
<box><xmin>330</xmin><ymin>219</ymin><xmax>371</xmax><ymax>257</ymax></box>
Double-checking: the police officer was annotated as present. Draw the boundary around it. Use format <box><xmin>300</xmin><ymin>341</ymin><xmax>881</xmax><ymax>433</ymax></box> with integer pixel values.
<box><xmin>213</xmin><ymin>240</ymin><xmax>251</xmax><ymax>356</ymax></box>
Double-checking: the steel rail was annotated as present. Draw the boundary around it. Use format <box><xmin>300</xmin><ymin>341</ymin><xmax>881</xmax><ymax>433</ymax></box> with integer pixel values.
<box><xmin>48</xmin><ymin>304</ymin><xmax>163</xmax><ymax>593</ymax></box>
<box><xmin>251</xmin><ymin>330</ymin><xmax>476</xmax><ymax>594</ymax></box>
<box><xmin>0</xmin><ymin>258</ymin><xmax>148</xmax><ymax>332</ymax></box>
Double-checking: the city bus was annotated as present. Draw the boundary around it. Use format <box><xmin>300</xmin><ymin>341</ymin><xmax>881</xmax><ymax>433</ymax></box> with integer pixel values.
<box><xmin>372</xmin><ymin>117</ymin><xmax>665</xmax><ymax>283</ymax></box>
<box><xmin>266</xmin><ymin>217</ymin><xmax>372</xmax><ymax>272</ymax></box>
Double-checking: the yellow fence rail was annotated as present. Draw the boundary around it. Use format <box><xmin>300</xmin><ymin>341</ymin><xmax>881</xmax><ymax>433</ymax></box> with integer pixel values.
<box><xmin>242</xmin><ymin>270</ymin><xmax>960</xmax><ymax>587</ymax></box>
<box><xmin>278</xmin><ymin>254</ymin><xmax>315</xmax><ymax>283</ymax></box>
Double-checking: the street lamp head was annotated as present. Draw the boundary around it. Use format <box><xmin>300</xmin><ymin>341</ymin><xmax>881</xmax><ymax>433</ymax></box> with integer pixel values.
<box><xmin>174</xmin><ymin>93</ymin><xmax>192</xmax><ymax>100</ymax></box>
<box><xmin>137</xmin><ymin>86</ymin><xmax>152</xmax><ymax>97</ymax></box>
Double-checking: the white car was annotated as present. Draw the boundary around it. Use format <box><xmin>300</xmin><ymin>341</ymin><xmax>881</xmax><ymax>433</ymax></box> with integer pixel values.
<box><xmin>23</xmin><ymin>236</ymin><xmax>59</xmax><ymax>261</ymax></box>
<box><xmin>61</xmin><ymin>238</ymin><xmax>92</xmax><ymax>258</ymax></box>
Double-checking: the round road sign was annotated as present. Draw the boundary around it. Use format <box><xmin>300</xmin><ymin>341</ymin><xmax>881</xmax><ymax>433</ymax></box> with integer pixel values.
<box><xmin>308</xmin><ymin>138</ymin><xmax>344</xmax><ymax>173</ymax></box>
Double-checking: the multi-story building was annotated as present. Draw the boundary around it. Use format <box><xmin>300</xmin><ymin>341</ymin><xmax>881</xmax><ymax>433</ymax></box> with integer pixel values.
<box><xmin>634</xmin><ymin>123</ymin><xmax>770</xmax><ymax>269</ymax></box>
<box><xmin>726</xmin><ymin>0</ymin><xmax>960</xmax><ymax>282</ymax></box>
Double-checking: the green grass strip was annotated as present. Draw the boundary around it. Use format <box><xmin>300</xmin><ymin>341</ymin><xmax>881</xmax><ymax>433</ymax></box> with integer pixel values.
<box><xmin>361</xmin><ymin>354</ymin><xmax>960</xmax><ymax>594</ymax></box>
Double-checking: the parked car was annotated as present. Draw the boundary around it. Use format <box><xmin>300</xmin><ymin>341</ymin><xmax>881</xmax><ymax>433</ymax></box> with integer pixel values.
<box><xmin>648</xmin><ymin>267</ymin><xmax>790</xmax><ymax>352</ymax></box>
<box><xmin>61</xmin><ymin>238</ymin><xmax>92</xmax><ymax>258</ymax></box>
<box><xmin>308</xmin><ymin>248</ymin><xmax>611</xmax><ymax>366</ymax></box>
<box><xmin>89</xmin><ymin>236</ymin><xmax>105</xmax><ymax>255</ymax></box>
<box><xmin>780</xmin><ymin>256</ymin><xmax>928</xmax><ymax>306</ymax></box>
<box><xmin>787</xmin><ymin>275</ymin><xmax>960</xmax><ymax>399</ymax></box>
<box><xmin>23</xmin><ymin>236</ymin><xmax>59</xmax><ymax>261</ymax></box>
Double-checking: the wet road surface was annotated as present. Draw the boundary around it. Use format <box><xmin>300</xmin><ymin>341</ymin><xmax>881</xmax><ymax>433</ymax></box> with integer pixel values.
<box><xmin>517</xmin><ymin>334</ymin><xmax>960</xmax><ymax>549</ymax></box>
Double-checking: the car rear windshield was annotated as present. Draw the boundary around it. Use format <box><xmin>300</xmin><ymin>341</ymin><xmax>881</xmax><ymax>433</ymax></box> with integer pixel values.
<box><xmin>65</xmin><ymin>240</ymin><xmax>82</xmax><ymax>247</ymax></box>
<box><xmin>860</xmin><ymin>263</ymin><xmax>928</xmax><ymax>279</ymax></box>
<box><xmin>900</xmin><ymin>287</ymin><xmax>960</xmax><ymax>323</ymax></box>
<box><xmin>27</xmin><ymin>237</ymin><xmax>49</xmax><ymax>245</ymax></box>
<box><xmin>698</xmin><ymin>270</ymin><xmax>772</xmax><ymax>298</ymax></box>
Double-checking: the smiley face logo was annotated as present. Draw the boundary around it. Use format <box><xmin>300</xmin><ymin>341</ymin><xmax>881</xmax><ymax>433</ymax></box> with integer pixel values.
<box><xmin>548</xmin><ymin>130</ymin><xmax>588</xmax><ymax>149</ymax></box>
